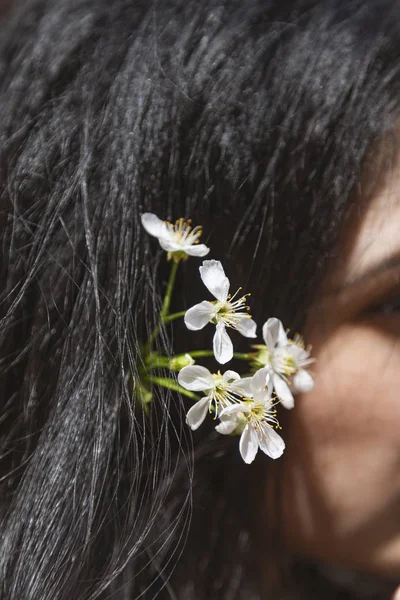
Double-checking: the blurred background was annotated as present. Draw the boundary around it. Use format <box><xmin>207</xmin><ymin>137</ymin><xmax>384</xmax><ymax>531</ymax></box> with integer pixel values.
<box><xmin>0</xmin><ymin>0</ymin><xmax>12</xmax><ymax>20</ymax></box>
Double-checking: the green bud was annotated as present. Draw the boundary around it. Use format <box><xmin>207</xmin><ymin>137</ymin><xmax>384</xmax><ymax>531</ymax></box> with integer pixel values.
<box><xmin>168</xmin><ymin>353</ymin><xmax>195</xmax><ymax>371</ymax></box>
<box><xmin>250</xmin><ymin>344</ymin><xmax>270</xmax><ymax>371</ymax></box>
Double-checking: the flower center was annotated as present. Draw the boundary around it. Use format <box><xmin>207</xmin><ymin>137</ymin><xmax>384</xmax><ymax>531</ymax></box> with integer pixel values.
<box><xmin>273</xmin><ymin>348</ymin><xmax>298</xmax><ymax>377</ymax></box>
<box><xmin>213</xmin><ymin>289</ymin><xmax>252</xmax><ymax>328</ymax></box>
<box><xmin>244</xmin><ymin>398</ymin><xmax>281</xmax><ymax>431</ymax></box>
<box><xmin>206</xmin><ymin>373</ymin><xmax>242</xmax><ymax>417</ymax></box>
<box><xmin>249</xmin><ymin>402</ymin><xmax>266</xmax><ymax>422</ymax></box>
<box><xmin>166</xmin><ymin>218</ymin><xmax>203</xmax><ymax>247</ymax></box>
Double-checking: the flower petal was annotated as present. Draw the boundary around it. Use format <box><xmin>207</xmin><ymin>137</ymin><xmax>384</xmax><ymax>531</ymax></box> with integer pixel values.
<box><xmin>185</xmin><ymin>244</ymin><xmax>210</xmax><ymax>257</ymax></box>
<box><xmin>184</xmin><ymin>301</ymin><xmax>215</xmax><ymax>331</ymax></box>
<box><xmin>213</xmin><ymin>322</ymin><xmax>233</xmax><ymax>364</ymax></box>
<box><xmin>222</xmin><ymin>370</ymin><xmax>240</xmax><ymax>384</ymax></box>
<box><xmin>287</xmin><ymin>343</ymin><xmax>315</xmax><ymax>367</ymax></box>
<box><xmin>186</xmin><ymin>396</ymin><xmax>210</xmax><ymax>430</ymax></box>
<box><xmin>250</xmin><ymin>367</ymin><xmax>272</xmax><ymax>401</ymax></box>
<box><xmin>141</xmin><ymin>213</ymin><xmax>168</xmax><ymax>238</ymax></box>
<box><xmin>258</xmin><ymin>425</ymin><xmax>285</xmax><ymax>459</ymax></box>
<box><xmin>273</xmin><ymin>373</ymin><xmax>294</xmax><ymax>409</ymax></box>
<box><xmin>287</xmin><ymin>343</ymin><xmax>306</xmax><ymax>361</ymax></box>
<box><xmin>158</xmin><ymin>237</ymin><xmax>181</xmax><ymax>252</ymax></box>
<box><xmin>220</xmin><ymin>402</ymin><xmax>251</xmax><ymax>417</ymax></box>
<box><xmin>262</xmin><ymin>317</ymin><xmax>288</xmax><ymax>349</ymax></box>
<box><xmin>199</xmin><ymin>260</ymin><xmax>230</xmax><ymax>302</ymax></box>
<box><xmin>235</xmin><ymin>317</ymin><xmax>257</xmax><ymax>338</ymax></box>
<box><xmin>178</xmin><ymin>365</ymin><xmax>214</xmax><ymax>391</ymax></box>
<box><xmin>231</xmin><ymin>376</ymin><xmax>253</xmax><ymax>396</ymax></box>
<box><xmin>292</xmin><ymin>368</ymin><xmax>314</xmax><ymax>393</ymax></box>
<box><xmin>215</xmin><ymin>414</ymin><xmax>238</xmax><ymax>435</ymax></box>
<box><xmin>239</xmin><ymin>425</ymin><xmax>259</xmax><ymax>464</ymax></box>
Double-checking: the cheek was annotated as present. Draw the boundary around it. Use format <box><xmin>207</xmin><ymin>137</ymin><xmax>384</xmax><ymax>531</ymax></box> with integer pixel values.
<box><xmin>303</xmin><ymin>323</ymin><xmax>400</xmax><ymax>451</ymax></box>
<box><xmin>282</xmin><ymin>322</ymin><xmax>400</xmax><ymax>573</ymax></box>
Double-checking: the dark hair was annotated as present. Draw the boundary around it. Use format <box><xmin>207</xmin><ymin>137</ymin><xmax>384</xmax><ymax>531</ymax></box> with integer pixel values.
<box><xmin>1</xmin><ymin>0</ymin><xmax>400</xmax><ymax>598</ymax></box>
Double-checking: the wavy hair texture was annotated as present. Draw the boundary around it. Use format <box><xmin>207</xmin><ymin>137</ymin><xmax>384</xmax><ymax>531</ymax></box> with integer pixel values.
<box><xmin>1</xmin><ymin>0</ymin><xmax>400</xmax><ymax>598</ymax></box>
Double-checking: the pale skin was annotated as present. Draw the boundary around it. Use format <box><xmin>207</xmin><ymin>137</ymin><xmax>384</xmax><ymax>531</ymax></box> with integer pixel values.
<box><xmin>282</xmin><ymin>151</ymin><xmax>400</xmax><ymax>597</ymax></box>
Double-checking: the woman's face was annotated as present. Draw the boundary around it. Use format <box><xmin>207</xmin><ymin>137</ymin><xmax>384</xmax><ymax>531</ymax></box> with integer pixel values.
<box><xmin>283</xmin><ymin>157</ymin><xmax>400</xmax><ymax>579</ymax></box>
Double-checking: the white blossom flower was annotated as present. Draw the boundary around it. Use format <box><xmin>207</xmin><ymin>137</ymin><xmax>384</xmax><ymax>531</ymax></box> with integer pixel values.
<box><xmin>184</xmin><ymin>260</ymin><xmax>257</xmax><ymax>364</ymax></box>
<box><xmin>218</xmin><ymin>368</ymin><xmax>285</xmax><ymax>464</ymax></box>
<box><xmin>256</xmin><ymin>317</ymin><xmax>314</xmax><ymax>409</ymax></box>
<box><xmin>178</xmin><ymin>365</ymin><xmax>246</xmax><ymax>430</ymax></box>
<box><xmin>141</xmin><ymin>213</ymin><xmax>210</xmax><ymax>260</ymax></box>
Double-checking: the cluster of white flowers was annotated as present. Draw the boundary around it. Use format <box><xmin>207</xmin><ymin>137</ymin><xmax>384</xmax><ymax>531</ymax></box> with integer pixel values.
<box><xmin>140</xmin><ymin>213</ymin><xmax>315</xmax><ymax>464</ymax></box>
<box><xmin>178</xmin><ymin>365</ymin><xmax>284</xmax><ymax>463</ymax></box>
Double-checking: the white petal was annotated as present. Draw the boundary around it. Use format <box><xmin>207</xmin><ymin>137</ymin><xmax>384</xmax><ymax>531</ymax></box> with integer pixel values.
<box><xmin>222</xmin><ymin>370</ymin><xmax>240</xmax><ymax>384</ymax></box>
<box><xmin>141</xmin><ymin>213</ymin><xmax>168</xmax><ymax>238</ymax></box>
<box><xmin>184</xmin><ymin>301</ymin><xmax>216</xmax><ymax>331</ymax></box>
<box><xmin>220</xmin><ymin>403</ymin><xmax>251</xmax><ymax>417</ymax></box>
<box><xmin>158</xmin><ymin>237</ymin><xmax>181</xmax><ymax>252</ymax></box>
<box><xmin>215</xmin><ymin>414</ymin><xmax>238</xmax><ymax>435</ymax></box>
<box><xmin>287</xmin><ymin>343</ymin><xmax>307</xmax><ymax>361</ymax></box>
<box><xmin>239</xmin><ymin>425</ymin><xmax>259</xmax><ymax>464</ymax></box>
<box><xmin>262</xmin><ymin>318</ymin><xmax>288</xmax><ymax>349</ymax></box>
<box><xmin>178</xmin><ymin>365</ymin><xmax>214</xmax><ymax>391</ymax></box>
<box><xmin>287</xmin><ymin>344</ymin><xmax>315</xmax><ymax>368</ymax></box>
<box><xmin>186</xmin><ymin>397</ymin><xmax>210</xmax><ymax>430</ymax></box>
<box><xmin>231</xmin><ymin>376</ymin><xmax>253</xmax><ymax>396</ymax></box>
<box><xmin>185</xmin><ymin>244</ymin><xmax>210</xmax><ymax>257</ymax></box>
<box><xmin>235</xmin><ymin>317</ymin><xmax>257</xmax><ymax>338</ymax></box>
<box><xmin>265</xmin><ymin>371</ymin><xmax>273</xmax><ymax>397</ymax></box>
<box><xmin>258</xmin><ymin>426</ymin><xmax>285</xmax><ymax>459</ymax></box>
<box><xmin>213</xmin><ymin>322</ymin><xmax>233</xmax><ymax>364</ymax></box>
<box><xmin>199</xmin><ymin>260</ymin><xmax>230</xmax><ymax>302</ymax></box>
<box><xmin>292</xmin><ymin>369</ymin><xmax>314</xmax><ymax>393</ymax></box>
<box><xmin>273</xmin><ymin>373</ymin><xmax>294</xmax><ymax>409</ymax></box>
<box><xmin>250</xmin><ymin>367</ymin><xmax>273</xmax><ymax>401</ymax></box>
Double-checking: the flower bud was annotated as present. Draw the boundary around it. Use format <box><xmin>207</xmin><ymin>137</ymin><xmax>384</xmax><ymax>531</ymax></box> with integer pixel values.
<box><xmin>248</xmin><ymin>344</ymin><xmax>270</xmax><ymax>370</ymax></box>
<box><xmin>169</xmin><ymin>353</ymin><xmax>195</xmax><ymax>371</ymax></box>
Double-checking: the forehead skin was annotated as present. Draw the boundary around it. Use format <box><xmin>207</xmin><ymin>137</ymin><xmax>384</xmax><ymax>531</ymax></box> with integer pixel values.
<box><xmin>330</xmin><ymin>152</ymin><xmax>400</xmax><ymax>293</ymax></box>
<box><xmin>281</xmin><ymin>146</ymin><xmax>400</xmax><ymax>578</ymax></box>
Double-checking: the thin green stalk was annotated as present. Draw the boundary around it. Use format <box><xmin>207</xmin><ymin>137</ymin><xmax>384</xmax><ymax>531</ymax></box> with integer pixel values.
<box><xmin>146</xmin><ymin>357</ymin><xmax>170</xmax><ymax>369</ymax></box>
<box><xmin>149</xmin><ymin>376</ymin><xmax>198</xmax><ymax>400</ymax></box>
<box><xmin>233</xmin><ymin>352</ymin><xmax>254</xmax><ymax>361</ymax></box>
<box><xmin>161</xmin><ymin>260</ymin><xmax>179</xmax><ymax>319</ymax></box>
<box><xmin>143</xmin><ymin>261</ymin><xmax>180</xmax><ymax>353</ymax></box>
<box><xmin>180</xmin><ymin>350</ymin><xmax>253</xmax><ymax>361</ymax></box>
<box><xmin>188</xmin><ymin>350</ymin><xmax>215</xmax><ymax>359</ymax></box>
<box><xmin>146</xmin><ymin>349</ymin><xmax>254</xmax><ymax>372</ymax></box>
<box><xmin>163</xmin><ymin>310</ymin><xmax>186</xmax><ymax>323</ymax></box>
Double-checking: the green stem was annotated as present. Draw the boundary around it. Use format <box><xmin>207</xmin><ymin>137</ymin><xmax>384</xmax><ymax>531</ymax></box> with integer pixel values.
<box><xmin>161</xmin><ymin>261</ymin><xmax>179</xmax><ymax>320</ymax></box>
<box><xmin>149</xmin><ymin>376</ymin><xmax>198</xmax><ymax>400</ymax></box>
<box><xmin>163</xmin><ymin>310</ymin><xmax>186</xmax><ymax>323</ymax></box>
<box><xmin>188</xmin><ymin>350</ymin><xmax>215</xmax><ymax>359</ymax></box>
<box><xmin>147</xmin><ymin>349</ymin><xmax>255</xmax><ymax>371</ymax></box>
<box><xmin>233</xmin><ymin>352</ymin><xmax>254</xmax><ymax>361</ymax></box>
<box><xmin>143</xmin><ymin>261</ymin><xmax>180</xmax><ymax>353</ymax></box>
<box><xmin>178</xmin><ymin>350</ymin><xmax>253</xmax><ymax>361</ymax></box>
<box><xmin>147</xmin><ymin>357</ymin><xmax>170</xmax><ymax>369</ymax></box>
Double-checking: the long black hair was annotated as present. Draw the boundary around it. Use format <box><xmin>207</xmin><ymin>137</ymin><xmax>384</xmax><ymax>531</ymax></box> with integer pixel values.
<box><xmin>1</xmin><ymin>0</ymin><xmax>400</xmax><ymax>598</ymax></box>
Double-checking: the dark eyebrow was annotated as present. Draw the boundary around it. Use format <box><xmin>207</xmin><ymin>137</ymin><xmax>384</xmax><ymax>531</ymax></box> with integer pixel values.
<box><xmin>338</xmin><ymin>251</ymin><xmax>400</xmax><ymax>291</ymax></box>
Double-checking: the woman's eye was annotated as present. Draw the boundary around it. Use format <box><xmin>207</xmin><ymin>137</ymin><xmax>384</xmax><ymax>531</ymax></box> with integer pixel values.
<box><xmin>368</xmin><ymin>295</ymin><xmax>400</xmax><ymax>315</ymax></box>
